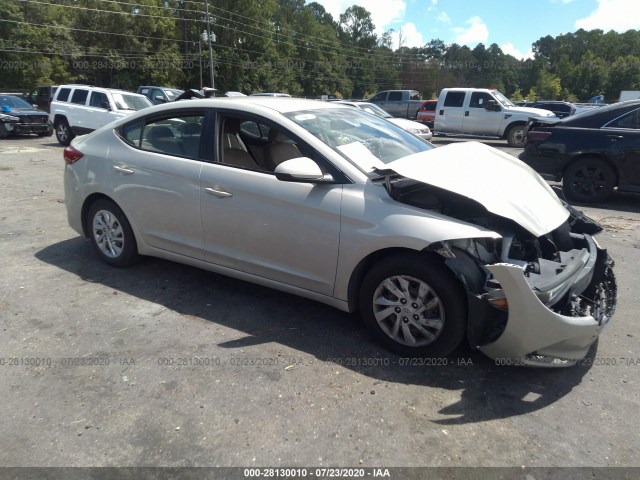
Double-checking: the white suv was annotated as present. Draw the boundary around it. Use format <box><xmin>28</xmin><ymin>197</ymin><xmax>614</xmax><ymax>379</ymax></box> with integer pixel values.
<box><xmin>50</xmin><ymin>85</ymin><xmax>152</xmax><ymax>145</ymax></box>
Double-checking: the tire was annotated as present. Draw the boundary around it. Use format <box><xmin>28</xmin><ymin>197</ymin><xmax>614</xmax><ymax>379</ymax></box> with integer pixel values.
<box><xmin>0</xmin><ymin>123</ymin><xmax>9</xmax><ymax>139</ymax></box>
<box><xmin>563</xmin><ymin>157</ymin><xmax>616</xmax><ymax>203</ymax></box>
<box><xmin>505</xmin><ymin>123</ymin><xmax>526</xmax><ymax>147</ymax></box>
<box><xmin>359</xmin><ymin>253</ymin><xmax>466</xmax><ymax>357</ymax></box>
<box><xmin>87</xmin><ymin>199</ymin><xmax>140</xmax><ymax>267</ymax></box>
<box><xmin>55</xmin><ymin>118</ymin><xmax>74</xmax><ymax>146</ymax></box>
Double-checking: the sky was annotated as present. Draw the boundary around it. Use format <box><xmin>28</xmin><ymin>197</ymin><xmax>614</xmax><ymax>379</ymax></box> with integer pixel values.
<box><xmin>311</xmin><ymin>0</ymin><xmax>640</xmax><ymax>59</ymax></box>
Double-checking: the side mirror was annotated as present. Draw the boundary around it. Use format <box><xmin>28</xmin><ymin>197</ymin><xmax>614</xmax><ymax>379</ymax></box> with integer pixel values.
<box><xmin>485</xmin><ymin>100</ymin><xmax>500</xmax><ymax>112</ymax></box>
<box><xmin>154</xmin><ymin>95</ymin><xmax>167</xmax><ymax>104</ymax></box>
<box><xmin>101</xmin><ymin>101</ymin><xmax>112</xmax><ymax>110</ymax></box>
<box><xmin>274</xmin><ymin>157</ymin><xmax>331</xmax><ymax>183</ymax></box>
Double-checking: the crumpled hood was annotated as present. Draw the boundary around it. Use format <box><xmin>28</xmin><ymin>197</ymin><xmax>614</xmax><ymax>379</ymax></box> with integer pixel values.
<box><xmin>385</xmin><ymin>141</ymin><xmax>569</xmax><ymax>237</ymax></box>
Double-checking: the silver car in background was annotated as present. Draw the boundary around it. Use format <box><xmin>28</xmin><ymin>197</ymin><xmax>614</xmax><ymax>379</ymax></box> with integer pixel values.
<box><xmin>63</xmin><ymin>98</ymin><xmax>616</xmax><ymax>367</ymax></box>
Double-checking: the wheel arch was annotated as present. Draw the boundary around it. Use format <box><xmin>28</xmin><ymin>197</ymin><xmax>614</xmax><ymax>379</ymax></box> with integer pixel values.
<box><xmin>346</xmin><ymin>247</ymin><xmax>451</xmax><ymax>312</ymax></box>
<box><xmin>81</xmin><ymin>193</ymin><xmax>121</xmax><ymax>237</ymax></box>
<box><xmin>561</xmin><ymin>154</ymin><xmax>620</xmax><ymax>186</ymax></box>
<box><xmin>52</xmin><ymin>114</ymin><xmax>67</xmax><ymax>127</ymax></box>
<box><xmin>501</xmin><ymin>120</ymin><xmax>526</xmax><ymax>139</ymax></box>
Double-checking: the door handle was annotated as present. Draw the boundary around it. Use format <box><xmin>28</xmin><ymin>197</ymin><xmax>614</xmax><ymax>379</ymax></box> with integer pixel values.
<box><xmin>113</xmin><ymin>165</ymin><xmax>134</xmax><ymax>175</ymax></box>
<box><xmin>205</xmin><ymin>186</ymin><xmax>233</xmax><ymax>198</ymax></box>
<box><xmin>606</xmin><ymin>135</ymin><xmax>624</xmax><ymax>140</ymax></box>
<box><xmin>465</xmin><ymin>111</ymin><xmax>469</xmax><ymax>117</ymax></box>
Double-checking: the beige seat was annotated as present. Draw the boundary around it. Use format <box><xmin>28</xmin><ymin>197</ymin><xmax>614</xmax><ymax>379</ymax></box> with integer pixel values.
<box><xmin>264</xmin><ymin>129</ymin><xmax>301</xmax><ymax>171</ymax></box>
<box><xmin>222</xmin><ymin>118</ymin><xmax>260</xmax><ymax>169</ymax></box>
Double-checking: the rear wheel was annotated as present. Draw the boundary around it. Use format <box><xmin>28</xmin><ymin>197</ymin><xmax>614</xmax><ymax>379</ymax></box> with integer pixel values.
<box><xmin>563</xmin><ymin>157</ymin><xmax>616</xmax><ymax>203</ymax></box>
<box><xmin>87</xmin><ymin>199</ymin><xmax>140</xmax><ymax>267</ymax></box>
<box><xmin>359</xmin><ymin>253</ymin><xmax>466</xmax><ymax>357</ymax></box>
<box><xmin>55</xmin><ymin>118</ymin><xmax>74</xmax><ymax>146</ymax></box>
<box><xmin>505</xmin><ymin>123</ymin><xmax>526</xmax><ymax>147</ymax></box>
<box><xmin>0</xmin><ymin>123</ymin><xmax>9</xmax><ymax>139</ymax></box>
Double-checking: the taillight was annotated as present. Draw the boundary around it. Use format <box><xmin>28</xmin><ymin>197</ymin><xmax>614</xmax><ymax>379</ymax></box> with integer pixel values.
<box><xmin>526</xmin><ymin>130</ymin><xmax>552</xmax><ymax>144</ymax></box>
<box><xmin>63</xmin><ymin>145</ymin><xmax>84</xmax><ymax>164</ymax></box>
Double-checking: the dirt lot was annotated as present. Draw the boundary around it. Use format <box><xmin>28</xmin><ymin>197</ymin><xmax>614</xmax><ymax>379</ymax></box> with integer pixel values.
<box><xmin>1</xmin><ymin>135</ymin><xmax>639</xmax><ymax>477</ymax></box>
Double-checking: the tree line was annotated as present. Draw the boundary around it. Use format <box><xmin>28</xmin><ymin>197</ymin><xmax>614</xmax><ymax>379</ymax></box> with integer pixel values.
<box><xmin>1</xmin><ymin>0</ymin><xmax>639</xmax><ymax>102</ymax></box>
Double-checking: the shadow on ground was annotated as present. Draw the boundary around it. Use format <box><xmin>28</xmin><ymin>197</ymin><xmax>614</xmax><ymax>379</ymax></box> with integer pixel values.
<box><xmin>36</xmin><ymin>238</ymin><xmax>595</xmax><ymax>424</ymax></box>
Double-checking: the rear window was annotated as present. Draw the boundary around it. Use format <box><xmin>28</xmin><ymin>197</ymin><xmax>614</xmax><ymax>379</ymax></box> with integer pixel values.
<box><xmin>444</xmin><ymin>91</ymin><xmax>465</xmax><ymax>107</ymax></box>
<box><xmin>70</xmin><ymin>89</ymin><xmax>89</xmax><ymax>105</ymax></box>
<box><xmin>56</xmin><ymin>88</ymin><xmax>71</xmax><ymax>102</ymax></box>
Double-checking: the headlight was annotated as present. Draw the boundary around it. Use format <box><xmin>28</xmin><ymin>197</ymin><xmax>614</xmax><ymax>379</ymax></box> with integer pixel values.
<box><xmin>0</xmin><ymin>114</ymin><xmax>20</xmax><ymax>122</ymax></box>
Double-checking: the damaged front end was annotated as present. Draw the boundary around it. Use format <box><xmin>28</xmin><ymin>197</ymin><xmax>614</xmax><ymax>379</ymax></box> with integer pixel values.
<box><xmin>386</xmin><ymin>176</ymin><xmax>617</xmax><ymax>367</ymax></box>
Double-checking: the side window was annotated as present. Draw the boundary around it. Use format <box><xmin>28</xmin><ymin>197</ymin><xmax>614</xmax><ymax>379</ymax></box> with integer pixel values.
<box><xmin>219</xmin><ymin>115</ymin><xmax>307</xmax><ymax>173</ymax></box>
<box><xmin>388</xmin><ymin>91</ymin><xmax>403</xmax><ymax>101</ymax></box>
<box><xmin>121</xmin><ymin>119</ymin><xmax>144</xmax><ymax>147</ymax></box>
<box><xmin>121</xmin><ymin>114</ymin><xmax>204</xmax><ymax>159</ymax></box>
<box><xmin>409</xmin><ymin>92</ymin><xmax>420</xmax><ymax>101</ymax></box>
<box><xmin>89</xmin><ymin>92</ymin><xmax>109</xmax><ymax>109</ymax></box>
<box><xmin>605</xmin><ymin>109</ymin><xmax>640</xmax><ymax>130</ymax></box>
<box><xmin>444</xmin><ymin>91</ymin><xmax>466</xmax><ymax>107</ymax></box>
<box><xmin>70</xmin><ymin>89</ymin><xmax>89</xmax><ymax>105</ymax></box>
<box><xmin>56</xmin><ymin>87</ymin><xmax>71</xmax><ymax>102</ymax></box>
<box><xmin>371</xmin><ymin>92</ymin><xmax>387</xmax><ymax>102</ymax></box>
<box><xmin>469</xmin><ymin>92</ymin><xmax>493</xmax><ymax>108</ymax></box>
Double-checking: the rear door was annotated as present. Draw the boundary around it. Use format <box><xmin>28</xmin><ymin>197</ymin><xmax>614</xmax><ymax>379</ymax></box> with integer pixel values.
<box><xmin>436</xmin><ymin>90</ymin><xmax>467</xmax><ymax>133</ymax></box>
<box><xmin>602</xmin><ymin>108</ymin><xmax>640</xmax><ymax>189</ymax></box>
<box><xmin>109</xmin><ymin>110</ymin><xmax>207</xmax><ymax>259</ymax></box>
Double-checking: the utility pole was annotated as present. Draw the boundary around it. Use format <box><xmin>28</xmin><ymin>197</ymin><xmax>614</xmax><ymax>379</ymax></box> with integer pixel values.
<box><xmin>204</xmin><ymin>0</ymin><xmax>215</xmax><ymax>92</ymax></box>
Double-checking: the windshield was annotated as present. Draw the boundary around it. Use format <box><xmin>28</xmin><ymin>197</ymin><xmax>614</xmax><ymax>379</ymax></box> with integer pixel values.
<box><xmin>112</xmin><ymin>93</ymin><xmax>152</xmax><ymax>111</ymax></box>
<box><xmin>165</xmin><ymin>89</ymin><xmax>183</xmax><ymax>101</ymax></box>
<box><xmin>355</xmin><ymin>103</ymin><xmax>393</xmax><ymax>118</ymax></box>
<box><xmin>284</xmin><ymin>107</ymin><xmax>433</xmax><ymax>172</ymax></box>
<box><xmin>0</xmin><ymin>95</ymin><xmax>33</xmax><ymax>110</ymax></box>
<box><xmin>493</xmin><ymin>91</ymin><xmax>514</xmax><ymax>107</ymax></box>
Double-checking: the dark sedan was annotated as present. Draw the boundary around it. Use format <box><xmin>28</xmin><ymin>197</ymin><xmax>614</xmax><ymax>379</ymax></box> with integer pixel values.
<box><xmin>0</xmin><ymin>95</ymin><xmax>53</xmax><ymax>139</ymax></box>
<box><xmin>519</xmin><ymin>100</ymin><xmax>640</xmax><ymax>203</ymax></box>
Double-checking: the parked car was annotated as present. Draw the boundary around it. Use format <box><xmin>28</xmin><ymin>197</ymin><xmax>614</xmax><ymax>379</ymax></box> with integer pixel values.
<box><xmin>435</xmin><ymin>88</ymin><xmax>555</xmax><ymax>147</ymax></box>
<box><xmin>416</xmin><ymin>100</ymin><xmax>437</xmax><ymax>128</ymax></box>
<box><xmin>50</xmin><ymin>85</ymin><xmax>152</xmax><ymax>146</ymax></box>
<box><xmin>368</xmin><ymin>89</ymin><xmax>422</xmax><ymax>119</ymax></box>
<box><xmin>29</xmin><ymin>85</ymin><xmax>59</xmax><ymax>113</ymax></box>
<box><xmin>137</xmin><ymin>86</ymin><xmax>184</xmax><ymax>105</ymax></box>
<box><xmin>62</xmin><ymin>97</ymin><xmax>616</xmax><ymax>366</ymax></box>
<box><xmin>519</xmin><ymin>101</ymin><xmax>576</xmax><ymax>118</ymax></box>
<box><xmin>520</xmin><ymin>100</ymin><xmax>640</xmax><ymax>202</ymax></box>
<box><xmin>340</xmin><ymin>101</ymin><xmax>432</xmax><ymax>141</ymax></box>
<box><xmin>0</xmin><ymin>94</ymin><xmax>53</xmax><ymax>139</ymax></box>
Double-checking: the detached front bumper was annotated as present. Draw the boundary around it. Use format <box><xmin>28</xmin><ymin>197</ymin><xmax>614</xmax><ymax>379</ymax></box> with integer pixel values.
<box><xmin>477</xmin><ymin>236</ymin><xmax>616</xmax><ymax>367</ymax></box>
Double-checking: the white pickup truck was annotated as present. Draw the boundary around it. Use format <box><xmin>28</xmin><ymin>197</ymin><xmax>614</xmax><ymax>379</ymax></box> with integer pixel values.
<box><xmin>434</xmin><ymin>88</ymin><xmax>555</xmax><ymax>147</ymax></box>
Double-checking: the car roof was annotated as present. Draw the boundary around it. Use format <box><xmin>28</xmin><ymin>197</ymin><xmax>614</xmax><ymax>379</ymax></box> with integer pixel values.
<box><xmin>562</xmin><ymin>100</ymin><xmax>640</xmax><ymax>127</ymax></box>
<box><xmin>166</xmin><ymin>97</ymin><xmax>345</xmax><ymax>114</ymax></box>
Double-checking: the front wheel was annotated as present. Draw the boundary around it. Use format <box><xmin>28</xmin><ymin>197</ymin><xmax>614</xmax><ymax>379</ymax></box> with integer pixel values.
<box><xmin>55</xmin><ymin>118</ymin><xmax>74</xmax><ymax>146</ymax></box>
<box><xmin>505</xmin><ymin>123</ymin><xmax>526</xmax><ymax>147</ymax></box>
<box><xmin>359</xmin><ymin>253</ymin><xmax>466</xmax><ymax>357</ymax></box>
<box><xmin>87</xmin><ymin>199</ymin><xmax>140</xmax><ymax>267</ymax></box>
<box><xmin>563</xmin><ymin>157</ymin><xmax>616</xmax><ymax>203</ymax></box>
<box><xmin>0</xmin><ymin>123</ymin><xmax>9</xmax><ymax>139</ymax></box>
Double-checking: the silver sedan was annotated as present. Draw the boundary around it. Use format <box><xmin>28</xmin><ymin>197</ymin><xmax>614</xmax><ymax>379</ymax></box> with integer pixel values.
<box><xmin>63</xmin><ymin>98</ymin><xmax>616</xmax><ymax>366</ymax></box>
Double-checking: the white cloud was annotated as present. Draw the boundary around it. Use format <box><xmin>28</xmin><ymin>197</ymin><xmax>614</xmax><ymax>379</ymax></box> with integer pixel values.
<box><xmin>452</xmin><ymin>16</ymin><xmax>489</xmax><ymax>45</ymax></box>
<box><xmin>311</xmin><ymin>0</ymin><xmax>406</xmax><ymax>35</ymax></box>
<box><xmin>437</xmin><ymin>12</ymin><xmax>451</xmax><ymax>24</ymax></box>
<box><xmin>500</xmin><ymin>42</ymin><xmax>534</xmax><ymax>60</ymax></box>
<box><xmin>428</xmin><ymin>0</ymin><xmax>438</xmax><ymax>11</ymax></box>
<box><xmin>575</xmin><ymin>0</ymin><xmax>640</xmax><ymax>31</ymax></box>
<box><xmin>391</xmin><ymin>23</ymin><xmax>425</xmax><ymax>49</ymax></box>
